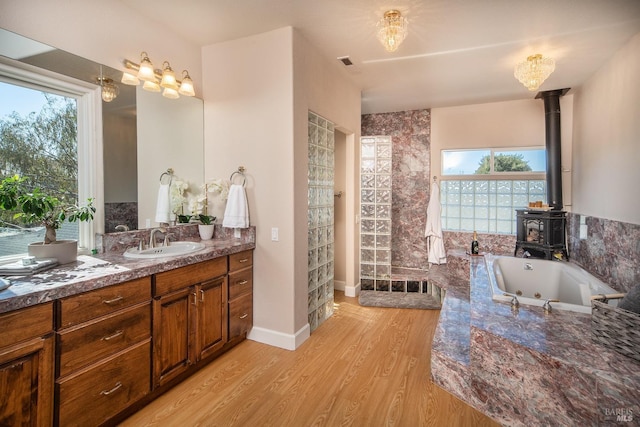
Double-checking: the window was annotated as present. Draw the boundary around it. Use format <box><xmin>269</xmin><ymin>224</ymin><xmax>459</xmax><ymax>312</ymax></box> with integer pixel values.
<box><xmin>440</xmin><ymin>148</ymin><xmax>546</xmax><ymax>234</ymax></box>
<box><xmin>0</xmin><ymin>60</ymin><xmax>102</xmax><ymax>262</ymax></box>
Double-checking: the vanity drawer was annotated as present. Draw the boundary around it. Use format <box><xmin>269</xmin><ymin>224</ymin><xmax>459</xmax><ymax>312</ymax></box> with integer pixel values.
<box><xmin>229</xmin><ymin>250</ymin><xmax>253</xmax><ymax>272</ymax></box>
<box><xmin>58</xmin><ymin>277</ymin><xmax>151</xmax><ymax>328</ymax></box>
<box><xmin>57</xmin><ymin>339</ymin><xmax>150</xmax><ymax>427</ymax></box>
<box><xmin>228</xmin><ymin>268</ymin><xmax>253</xmax><ymax>300</ymax></box>
<box><xmin>0</xmin><ymin>302</ymin><xmax>52</xmax><ymax>348</ymax></box>
<box><xmin>229</xmin><ymin>292</ymin><xmax>253</xmax><ymax>339</ymax></box>
<box><xmin>57</xmin><ymin>302</ymin><xmax>151</xmax><ymax>377</ymax></box>
<box><xmin>154</xmin><ymin>257</ymin><xmax>227</xmax><ymax>295</ymax></box>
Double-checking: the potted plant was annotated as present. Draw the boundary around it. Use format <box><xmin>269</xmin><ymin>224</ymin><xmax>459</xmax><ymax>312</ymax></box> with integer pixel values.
<box><xmin>197</xmin><ymin>214</ymin><xmax>216</xmax><ymax>240</ymax></box>
<box><xmin>0</xmin><ymin>175</ymin><xmax>95</xmax><ymax>264</ymax></box>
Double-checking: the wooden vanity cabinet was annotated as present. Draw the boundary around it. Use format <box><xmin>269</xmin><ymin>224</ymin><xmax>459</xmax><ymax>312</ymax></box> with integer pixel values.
<box><xmin>152</xmin><ymin>257</ymin><xmax>227</xmax><ymax>389</ymax></box>
<box><xmin>55</xmin><ymin>277</ymin><xmax>152</xmax><ymax>427</ymax></box>
<box><xmin>228</xmin><ymin>250</ymin><xmax>253</xmax><ymax>339</ymax></box>
<box><xmin>0</xmin><ymin>302</ymin><xmax>54</xmax><ymax>427</ymax></box>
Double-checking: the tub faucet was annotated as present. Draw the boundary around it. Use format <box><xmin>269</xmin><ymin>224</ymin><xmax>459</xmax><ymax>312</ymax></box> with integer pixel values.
<box><xmin>149</xmin><ymin>227</ymin><xmax>167</xmax><ymax>248</ymax></box>
<box><xmin>522</xmin><ymin>251</ymin><xmax>531</xmax><ymax>258</ymax></box>
<box><xmin>543</xmin><ymin>299</ymin><xmax>560</xmax><ymax>313</ymax></box>
<box><xmin>503</xmin><ymin>293</ymin><xmax>519</xmax><ymax>309</ymax></box>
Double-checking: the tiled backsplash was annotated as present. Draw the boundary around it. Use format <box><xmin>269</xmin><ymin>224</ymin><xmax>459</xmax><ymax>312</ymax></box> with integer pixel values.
<box><xmin>567</xmin><ymin>212</ymin><xmax>640</xmax><ymax>293</ymax></box>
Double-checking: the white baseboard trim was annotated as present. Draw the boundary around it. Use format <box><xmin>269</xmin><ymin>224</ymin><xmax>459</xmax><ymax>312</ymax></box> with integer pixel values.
<box><xmin>246</xmin><ymin>323</ymin><xmax>311</xmax><ymax>351</ymax></box>
<box><xmin>344</xmin><ymin>281</ymin><xmax>360</xmax><ymax>297</ymax></box>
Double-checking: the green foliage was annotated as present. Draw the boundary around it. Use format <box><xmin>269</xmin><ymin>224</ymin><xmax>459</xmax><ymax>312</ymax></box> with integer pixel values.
<box><xmin>475</xmin><ymin>154</ymin><xmax>533</xmax><ymax>174</ymax></box>
<box><xmin>0</xmin><ymin>94</ymin><xmax>78</xmax><ymax>228</ymax></box>
<box><xmin>0</xmin><ymin>175</ymin><xmax>94</xmax><ymax>244</ymax></box>
<box><xmin>198</xmin><ymin>214</ymin><xmax>216</xmax><ymax>225</ymax></box>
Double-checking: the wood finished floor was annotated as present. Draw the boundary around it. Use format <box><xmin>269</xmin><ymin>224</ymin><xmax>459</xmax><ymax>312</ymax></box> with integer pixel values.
<box><xmin>121</xmin><ymin>291</ymin><xmax>498</xmax><ymax>427</ymax></box>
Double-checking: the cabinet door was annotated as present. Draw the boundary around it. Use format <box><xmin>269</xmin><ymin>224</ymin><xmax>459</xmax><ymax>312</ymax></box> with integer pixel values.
<box><xmin>195</xmin><ymin>277</ymin><xmax>227</xmax><ymax>361</ymax></box>
<box><xmin>0</xmin><ymin>336</ymin><xmax>54</xmax><ymax>427</ymax></box>
<box><xmin>152</xmin><ymin>287</ymin><xmax>194</xmax><ymax>389</ymax></box>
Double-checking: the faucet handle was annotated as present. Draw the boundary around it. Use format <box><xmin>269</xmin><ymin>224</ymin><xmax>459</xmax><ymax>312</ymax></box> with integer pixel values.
<box><xmin>543</xmin><ymin>299</ymin><xmax>560</xmax><ymax>313</ymax></box>
<box><xmin>503</xmin><ymin>292</ymin><xmax>519</xmax><ymax>309</ymax></box>
<box><xmin>163</xmin><ymin>233</ymin><xmax>176</xmax><ymax>247</ymax></box>
<box><xmin>138</xmin><ymin>239</ymin><xmax>145</xmax><ymax>251</ymax></box>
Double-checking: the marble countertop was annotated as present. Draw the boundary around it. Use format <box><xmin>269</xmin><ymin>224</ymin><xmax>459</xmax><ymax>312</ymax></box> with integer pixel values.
<box><xmin>0</xmin><ymin>230</ymin><xmax>255</xmax><ymax>315</ymax></box>
<box><xmin>430</xmin><ymin>254</ymin><xmax>640</xmax><ymax>426</ymax></box>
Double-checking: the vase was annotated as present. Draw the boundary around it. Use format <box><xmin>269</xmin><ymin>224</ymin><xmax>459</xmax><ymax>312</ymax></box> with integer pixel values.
<box><xmin>198</xmin><ymin>224</ymin><xmax>215</xmax><ymax>240</ymax></box>
<box><xmin>28</xmin><ymin>239</ymin><xmax>78</xmax><ymax>264</ymax></box>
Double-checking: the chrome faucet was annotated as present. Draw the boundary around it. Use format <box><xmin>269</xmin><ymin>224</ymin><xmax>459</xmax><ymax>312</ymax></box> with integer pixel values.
<box><xmin>522</xmin><ymin>251</ymin><xmax>531</xmax><ymax>258</ymax></box>
<box><xmin>543</xmin><ymin>299</ymin><xmax>560</xmax><ymax>313</ymax></box>
<box><xmin>149</xmin><ymin>227</ymin><xmax>167</xmax><ymax>248</ymax></box>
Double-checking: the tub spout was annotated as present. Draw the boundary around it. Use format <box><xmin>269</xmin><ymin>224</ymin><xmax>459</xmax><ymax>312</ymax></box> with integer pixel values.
<box><xmin>522</xmin><ymin>251</ymin><xmax>531</xmax><ymax>258</ymax></box>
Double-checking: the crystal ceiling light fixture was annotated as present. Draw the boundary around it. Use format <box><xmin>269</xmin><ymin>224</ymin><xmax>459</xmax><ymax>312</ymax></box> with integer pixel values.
<box><xmin>514</xmin><ymin>54</ymin><xmax>556</xmax><ymax>91</ymax></box>
<box><xmin>97</xmin><ymin>66</ymin><xmax>119</xmax><ymax>102</ymax></box>
<box><xmin>377</xmin><ymin>10</ymin><xmax>408</xmax><ymax>52</ymax></box>
<box><xmin>121</xmin><ymin>52</ymin><xmax>196</xmax><ymax>99</ymax></box>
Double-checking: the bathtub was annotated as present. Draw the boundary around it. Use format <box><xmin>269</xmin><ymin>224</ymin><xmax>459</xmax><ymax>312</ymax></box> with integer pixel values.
<box><xmin>486</xmin><ymin>255</ymin><xmax>618</xmax><ymax>314</ymax></box>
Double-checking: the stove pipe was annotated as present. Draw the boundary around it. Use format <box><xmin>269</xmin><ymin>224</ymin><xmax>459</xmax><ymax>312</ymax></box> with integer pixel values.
<box><xmin>535</xmin><ymin>88</ymin><xmax>570</xmax><ymax>210</ymax></box>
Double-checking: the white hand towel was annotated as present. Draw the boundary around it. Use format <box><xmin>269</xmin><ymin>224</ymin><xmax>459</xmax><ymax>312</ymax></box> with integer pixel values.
<box><xmin>0</xmin><ymin>258</ymin><xmax>59</xmax><ymax>276</ymax></box>
<box><xmin>155</xmin><ymin>183</ymin><xmax>171</xmax><ymax>224</ymax></box>
<box><xmin>425</xmin><ymin>182</ymin><xmax>447</xmax><ymax>265</ymax></box>
<box><xmin>223</xmin><ymin>184</ymin><xmax>249</xmax><ymax>228</ymax></box>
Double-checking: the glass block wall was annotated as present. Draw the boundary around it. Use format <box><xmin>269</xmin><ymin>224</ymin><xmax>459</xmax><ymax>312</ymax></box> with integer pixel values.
<box><xmin>440</xmin><ymin>179</ymin><xmax>546</xmax><ymax>234</ymax></box>
<box><xmin>360</xmin><ymin>136</ymin><xmax>392</xmax><ymax>291</ymax></box>
<box><xmin>307</xmin><ymin>111</ymin><xmax>335</xmax><ymax>332</ymax></box>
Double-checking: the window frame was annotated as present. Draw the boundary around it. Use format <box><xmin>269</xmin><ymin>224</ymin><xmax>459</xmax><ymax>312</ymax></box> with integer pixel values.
<box><xmin>0</xmin><ymin>58</ymin><xmax>103</xmax><ymax>263</ymax></box>
<box><xmin>441</xmin><ymin>146</ymin><xmax>546</xmax><ymax>178</ymax></box>
<box><xmin>439</xmin><ymin>147</ymin><xmax>547</xmax><ymax>235</ymax></box>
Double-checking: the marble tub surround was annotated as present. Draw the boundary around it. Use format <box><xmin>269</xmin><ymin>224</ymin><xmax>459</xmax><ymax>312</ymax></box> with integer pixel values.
<box><xmin>567</xmin><ymin>212</ymin><xmax>640</xmax><ymax>293</ymax></box>
<box><xmin>431</xmin><ymin>253</ymin><xmax>640</xmax><ymax>426</ymax></box>
<box><xmin>0</xmin><ymin>226</ymin><xmax>256</xmax><ymax>315</ymax></box>
<box><xmin>443</xmin><ymin>231</ymin><xmax>515</xmax><ymax>257</ymax></box>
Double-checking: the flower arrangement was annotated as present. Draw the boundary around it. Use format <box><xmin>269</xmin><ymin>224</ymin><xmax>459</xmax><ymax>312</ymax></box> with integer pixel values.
<box><xmin>169</xmin><ymin>177</ymin><xmax>190</xmax><ymax>223</ymax></box>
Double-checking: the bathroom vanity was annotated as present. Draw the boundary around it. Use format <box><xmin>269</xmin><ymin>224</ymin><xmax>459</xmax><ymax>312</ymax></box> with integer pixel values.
<box><xmin>0</xmin><ymin>226</ymin><xmax>255</xmax><ymax>426</ymax></box>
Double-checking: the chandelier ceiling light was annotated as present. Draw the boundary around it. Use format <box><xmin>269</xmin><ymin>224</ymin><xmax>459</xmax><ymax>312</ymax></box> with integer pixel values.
<box><xmin>377</xmin><ymin>10</ymin><xmax>408</xmax><ymax>52</ymax></box>
<box><xmin>514</xmin><ymin>54</ymin><xmax>556</xmax><ymax>91</ymax></box>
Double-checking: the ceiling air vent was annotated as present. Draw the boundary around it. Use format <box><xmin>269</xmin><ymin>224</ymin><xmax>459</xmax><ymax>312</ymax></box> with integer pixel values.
<box><xmin>337</xmin><ymin>56</ymin><xmax>353</xmax><ymax>66</ymax></box>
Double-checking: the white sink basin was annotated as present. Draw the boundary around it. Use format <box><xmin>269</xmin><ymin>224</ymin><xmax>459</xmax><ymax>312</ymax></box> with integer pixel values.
<box><xmin>123</xmin><ymin>241</ymin><xmax>205</xmax><ymax>259</ymax></box>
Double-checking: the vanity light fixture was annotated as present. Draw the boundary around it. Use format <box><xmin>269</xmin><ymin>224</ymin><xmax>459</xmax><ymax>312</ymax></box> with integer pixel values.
<box><xmin>160</xmin><ymin>61</ymin><xmax>179</xmax><ymax>91</ymax></box>
<box><xmin>377</xmin><ymin>10</ymin><xmax>408</xmax><ymax>52</ymax></box>
<box><xmin>514</xmin><ymin>54</ymin><xmax>556</xmax><ymax>91</ymax></box>
<box><xmin>122</xmin><ymin>52</ymin><xmax>196</xmax><ymax>98</ymax></box>
<box><xmin>137</xmin><ymin>52</ymin><xmax>156</xmax><ymax>82</ymax></box>
<box><xmin>178</xmin><ymin>70</ymin><xmax>195</xmax><ymax>97</ymax></box>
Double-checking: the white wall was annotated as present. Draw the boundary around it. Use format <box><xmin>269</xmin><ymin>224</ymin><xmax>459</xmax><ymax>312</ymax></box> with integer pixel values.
<box><xmin>431</xmin><ymin>96</ymin><xmax>574</xmax><ymax>209</ymax></box>
<box><xmin>572</xmin><ymin>32</ymin><xmax>640</xmax><ymax>225</ymax></box>
<box><xmin>202</xmin><ymin>27</ymin><xmax>360</xmax><ymax>350</ymax></box>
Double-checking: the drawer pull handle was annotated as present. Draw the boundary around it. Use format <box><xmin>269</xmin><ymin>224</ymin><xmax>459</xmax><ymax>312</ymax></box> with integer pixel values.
<box><xmin>238</xmin><ymin>258</ymin><xmax>249</xmax><ymax>263</ymax></box>
<box><xmin>100</xmin><ymin>382</ymin><xmax>122</xmax><ymax>396</ymax></box>
<box><xmin>237</xmin><ymin>280</ymin><xmax>248</xmax><ymax>286</ymax></box>
<box><xmin>102</xmin><ymin>296</ymin><xmax>124</xmax><ymax>305</ymax></box>
<box><xmin>239</xmin><ymin>313</ymin><xmax>248</xmax><ymax>319</ymax></box>
<box><xmin>102</xmin><ymin>330</ymin><xmax>124</xmax><ymax>341</ymax></box>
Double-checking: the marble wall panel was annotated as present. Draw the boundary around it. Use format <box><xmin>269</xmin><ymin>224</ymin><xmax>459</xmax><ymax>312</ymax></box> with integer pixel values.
<box><xmin>362</xmin><ymin>110</ymin><xmax>431</xmax><ymax>270</ymax></box>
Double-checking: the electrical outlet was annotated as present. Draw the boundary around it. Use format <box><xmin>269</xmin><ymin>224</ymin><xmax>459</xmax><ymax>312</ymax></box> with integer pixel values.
<box><xmin>271</xmin><ymin>227</ymin><xmax>279</xmax><ymax>241</ymax></box>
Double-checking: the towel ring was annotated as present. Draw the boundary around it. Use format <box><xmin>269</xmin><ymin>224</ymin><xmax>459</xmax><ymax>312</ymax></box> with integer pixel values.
<box><xmin>230</xmin><ymin>166</ymin><xmax>246</xmax><ymax>187</ymax></box>
<box><xmin>159</xmin><ymin>168</ymin><xmax>174</xmax><ymax>185</ymax></box>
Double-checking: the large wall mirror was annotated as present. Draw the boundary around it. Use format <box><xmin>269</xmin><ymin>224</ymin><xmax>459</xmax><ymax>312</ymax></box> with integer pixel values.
<box><xmin>0</xmin><ymin>28</ymin><xmax>204</xmax><ymax>233</ymax></box>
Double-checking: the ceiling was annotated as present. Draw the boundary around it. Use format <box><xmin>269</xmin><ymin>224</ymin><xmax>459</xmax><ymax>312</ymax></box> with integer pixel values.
<box><xmin>121</xmin><ymin>0</ymin><xmax>640</xmax><ymax>114</ymax></box>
